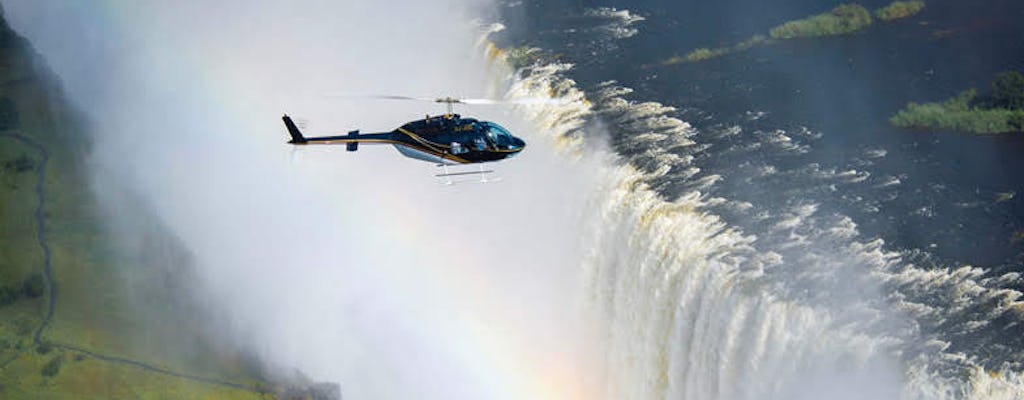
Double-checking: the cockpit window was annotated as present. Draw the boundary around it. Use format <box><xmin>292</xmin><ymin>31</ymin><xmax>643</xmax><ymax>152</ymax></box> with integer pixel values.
<box><xmin>485</xmin><ymin>122</ymin><xmax>514</xmax><ymax>148</ymax></box>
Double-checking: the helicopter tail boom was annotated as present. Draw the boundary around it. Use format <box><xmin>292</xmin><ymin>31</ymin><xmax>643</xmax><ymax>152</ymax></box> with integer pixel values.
<box><xmin>282</xmin><ymin>114</ymin><xmax>397</xmax><ymax>149</ymax></box>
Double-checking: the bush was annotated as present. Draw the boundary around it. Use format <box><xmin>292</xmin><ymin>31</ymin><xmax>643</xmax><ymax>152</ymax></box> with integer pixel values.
<box><xmin>1009</xmin><ymin>112</ymin><xmax>1024</xmax><ymax>131</ymax></box>
<box><xmin>890</xmin><ymin>89</ymin><xmax>1023</xmax><ymax>133</ymax></box>
<box><xmin>21</xmin><ymin>272</ymin><xmax>44</xmax><ymax>298</ymax></box>
<box><xmin>14</xmin><ymin>317</ymin><xmax>34</xmax><ymax>336</ymax></box>
<box><xmin>734</xmin><ymin>34</ymin><xmax>769</xmax><ymax>51</ymax></box>
<box><xmin>0</xmin><ymin>97</ymin><xmax>17</xmax><ymax>130</ymax></box>
<box><xmin>684</xmin><ymin>47</ymin><xmax>730</xmax><ymax>62</ymax></box>
<box><xmin>1</xmin><ymin>154</ymin><xmax>34</xmax><ymax>173</ymax></box>
<box><xmin>875</xmin><ymin>1</ymin><xmax>926</xmax><ymax>21</ymax></box>
<box><xmin>0</xmin><ymin>285</ymin><xmax>18</xmax><ymax>306</ymax></box>
<box><xmin>676</xmin><ymin>35</ymin><xmax>772</xmax><ymax>64</ymax></box>
<box><xmin>36</xmin><ymin>342</ymin><xmax>53</xmax><ymax>354</ymax></box>
<box><xmin>991</xmin><ymin>71</ymin><xmax>1024</xmax><ymax>110</ymax></box>
<box><xmin>41</xmin><ymin>355</ymin><xmax>62</xmax><ymax>378</ymax></box>
<box><xmin>504</xmin><ymin>46</ymin><xmax>537</xmax><ymax>69</ymax></box>
<box><xmin>770</xmin><ymin>4</ymin><xmax>873</xmax><ymax>39</ymax></box>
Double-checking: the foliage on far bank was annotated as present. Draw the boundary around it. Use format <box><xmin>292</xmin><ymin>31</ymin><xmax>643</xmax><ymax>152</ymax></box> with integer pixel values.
<box><xmin>667</xmin><ymin>35</ymin><xmax>770</xmax><ymax>65</ymax></box>
<box><xmin>681</xmin><ymin>47</ymin><xmax>728</xmax><ymax>63</ymax></box>
<box><xmin>875</xmin><ymin>1</ymin><xmax>926</xmax><ymax>21</ymax></box>
<box><xmin>663</xmin><ymin>2</ymin><xmax>928</xmax><ymax>66</ymax></box>
<box><xmin>989</xmin><ymin>70</ymin><xmax>1024</xmax><ymax>110</ymax></box>
<box><xmin>769</xmin><ymin>4</ymin><xmax>873</xmax><ymax>39</ymax></box>
<box><xmin>664</xmin><ymin>3</ymin><xmax>881</xmax><ymax>65</ymax></box>
<box><xmin>890</xmin><ymin>72</ymin><xmax>1024</xmax><ymax>134</ymax></box>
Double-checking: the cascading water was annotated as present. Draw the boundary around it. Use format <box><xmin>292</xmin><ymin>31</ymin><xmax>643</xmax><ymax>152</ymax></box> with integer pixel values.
<box><xmin>486</xmin><ymin>10</ymin><xmax>1024</xmax><ymax>397</ymax></box>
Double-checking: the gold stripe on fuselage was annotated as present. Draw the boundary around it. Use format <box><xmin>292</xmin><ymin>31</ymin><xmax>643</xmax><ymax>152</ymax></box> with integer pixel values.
<box><xmin>303</xmin><ymin>134</ymin><xmax>470</xmax><ymax>164</ymax></box>
<box><xmin>301</xmin><ymin>138</ymin><xmax>401</xmax><ymax>145</ymax></box>
<box><xmin>396</xmin><ymin>128</ymin><xmax>471</xmax><ymax>163</ymax></box>
<box><xmin>396</xmin><ymin>127</ymin><xmax>450</xmax><ymax>150</ymax></box>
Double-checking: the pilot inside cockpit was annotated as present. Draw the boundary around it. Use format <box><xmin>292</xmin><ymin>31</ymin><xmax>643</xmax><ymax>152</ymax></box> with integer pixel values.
<box><xmin>484</xmin><ymin>122</ymin><xmax>515</xmax><ymax>149</ymax></box>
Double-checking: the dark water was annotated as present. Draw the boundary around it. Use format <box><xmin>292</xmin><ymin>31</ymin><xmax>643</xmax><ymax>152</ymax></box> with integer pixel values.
<box><xmin>497</xmin><ymin>0</ymin><xmax>1024</xmax><ymax>268</ymax></box>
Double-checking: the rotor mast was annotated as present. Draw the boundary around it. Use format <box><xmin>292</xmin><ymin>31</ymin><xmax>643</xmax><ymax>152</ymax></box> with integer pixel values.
<box><xmin>435</xmin><ymin>96</ymin><xmax>461</xmax><ymax>115</ymax></box>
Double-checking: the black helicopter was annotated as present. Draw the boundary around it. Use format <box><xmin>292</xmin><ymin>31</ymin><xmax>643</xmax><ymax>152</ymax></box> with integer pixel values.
<box><xmin>282</xmin><ymin>97</ymin><xmax>527</xmax><ymax>170</ymax></box>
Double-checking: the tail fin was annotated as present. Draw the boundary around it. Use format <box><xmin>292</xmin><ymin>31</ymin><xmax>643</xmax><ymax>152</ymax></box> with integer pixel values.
<box><xmin>346</xmin><ymin>130</ymin><xmax>359</xmax><ymax>152</ymax></box>
<box><xmin>282</xmin><ymin>114</ymin><xmax>307</xmax><ymax>144</ymax></box>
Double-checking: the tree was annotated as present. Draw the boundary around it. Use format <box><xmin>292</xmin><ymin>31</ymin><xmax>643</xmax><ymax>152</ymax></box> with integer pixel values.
<box><xmin>991</xmin><ymin>71</ymin><xmax>1024</xmax><ymax>110</ymax></box>
<box><xmin>1009</xmin><ymin>112</ymin><xmax>1024</xmax><ymax>131</ymax></box>
<box><xmin>0</xmin><ymin>97</ymin><xmax>17</xmax><ymax>130</ymax></box>
<box><xmin>40</xmin><ymin>355</ymin><xmax>62</xmax><ymax>378</ymax></box>
<box><xmin>21</xmin><ymin>272</ymin><xmax>44</xmax><ymax>298</ymax></box>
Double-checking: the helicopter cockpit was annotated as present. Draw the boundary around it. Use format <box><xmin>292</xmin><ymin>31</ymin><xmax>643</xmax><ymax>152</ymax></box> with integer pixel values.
<box><xmin>483</xmin><ymin>122</ymin><xmax>524</xmax><ymax>151</ymax></box>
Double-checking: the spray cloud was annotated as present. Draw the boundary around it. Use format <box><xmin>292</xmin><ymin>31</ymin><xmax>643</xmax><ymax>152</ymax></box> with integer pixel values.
<box><xmin>2</xmin><ymin>1</ymin><xmax>604</xmax><ymax>398</ymax></box>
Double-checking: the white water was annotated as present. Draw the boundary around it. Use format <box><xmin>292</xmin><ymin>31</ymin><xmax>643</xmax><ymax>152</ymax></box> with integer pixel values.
<box><xmin>501</xmin><ymin>28</ymin><xmax>1024</xmax><ymax>399</ymax></box>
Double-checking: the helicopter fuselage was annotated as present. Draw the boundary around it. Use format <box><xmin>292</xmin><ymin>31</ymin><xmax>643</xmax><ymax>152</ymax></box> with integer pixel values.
<box><xmin>283</xmin><ymin>113</ymin><xmax>525</xmax><ymax>165</ymax></box>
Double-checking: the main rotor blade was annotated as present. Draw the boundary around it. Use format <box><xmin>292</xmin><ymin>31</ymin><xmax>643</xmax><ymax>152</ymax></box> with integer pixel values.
<box><xmin>323</xmin><ymin>93</ymin><xmax>436</xmax><ymax>101</ymax></box>
<box><xmin>324</xmin><ymin>93</ymin><xmax>574</xmax><ymax>106</ymax></box>
<box><xmin>458</xmin><ymin>98</ymin><xmax>573</xmax><ymax>105</ymax></box>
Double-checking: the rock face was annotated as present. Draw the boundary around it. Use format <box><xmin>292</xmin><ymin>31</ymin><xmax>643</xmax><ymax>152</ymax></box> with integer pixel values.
<box><xmin>271</xmin><ymin>369</ymin><xmax>342</xmax><ymax>400</ymax></box>
<box><xmin>278</xmin><ymin>381</ymin><xmax>342</xmax><ymax>400</ymax></box>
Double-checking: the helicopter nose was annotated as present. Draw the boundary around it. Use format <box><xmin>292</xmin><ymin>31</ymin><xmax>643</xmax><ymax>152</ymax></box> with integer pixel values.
<box><xmin>512</xmin><ymin>137</ymin><xmax>526</xmax><ymax>150</ymax></box>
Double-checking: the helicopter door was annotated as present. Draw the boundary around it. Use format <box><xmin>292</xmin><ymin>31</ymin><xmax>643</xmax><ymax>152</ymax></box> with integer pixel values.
<box><xmin>473</xmin><ymin>137</ymin><xmax>486</xmax><ymax>151</ymax></box>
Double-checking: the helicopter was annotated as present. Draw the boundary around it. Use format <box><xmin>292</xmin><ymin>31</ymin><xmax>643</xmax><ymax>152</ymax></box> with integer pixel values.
<box><xmin>282</xmin><ymin>96</ymin><xmax>531</xmax><ymax>182</ymax></box>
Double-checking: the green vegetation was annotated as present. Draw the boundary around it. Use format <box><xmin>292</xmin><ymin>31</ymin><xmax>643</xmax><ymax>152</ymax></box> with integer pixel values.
<box><xmin>21</xmin><ymin>272</ymin><xmax>43</xmax><ymax>298</ymax></box>
<box><xmin>663</xmin><ymin>35</ymin><xmax>772</xmax><ymax>66</ymax></box>
<box><xmin>683</xmin><ymin>47</ymin><xmax>727</xmax><ymax>63</ymax></box>
<box><xmin>503</xmin><ymin>45</ymin><xmax>564</xmax><ymax>69</ymax></box>
<box><xmin>891</xmin><ymin>71</ymin><xmax>1024</xmax><ymax>134</ymax></box>
<box><xmin>0</xmin><ymin>96</ymin><xmax>17</xmax><ymax>129</ymax></box>
<box><xmin>734</xmin><ymin>34</ymin><xmax>769</xmax><ymax>51</ymax></box>
<box><xmin>0</xmin><ymin>9</ymin><xmax>293</xmax><ymax>399</ymax></box>
<box><xmin>990</xmin><ymin>70</ymin><xmax>1024</xmax><ymax>110</ymax></box>
<box><xmin>664</xmin><ymin>3</ymin><xmax>892</xmax><ymax>65</ymax></box>
<box><xmin>505</xmin><ymin>46</ymin><xmax>538</xmax><ymax>69</ymax></box>
<box><xmin>769</xmin><ymin>4</ymin><xmax>873</xmax><ymax>39</ymax></box>
<box><xmin>875</xmin><ymin>1</ymin><xmax>926</xmax><ymax>21</ymax></box>
<box><xmin>2</xmin><ymin>154</ymin><xmax>34</xmax><ymax>172</ymax></box>
<box><xmin>0</xmin><ymin>273</ymin><xmax>43</xmax><ymax>306</ymax></box>
<box><xmin>890</xmin><ymin>87</ymin><xmax>1024</xmax><ymax>134</ymax></box>
<box><xmin>40</xmin><ymin>354</ymin><xmax>61</xmax><ymax>378</ymax></box>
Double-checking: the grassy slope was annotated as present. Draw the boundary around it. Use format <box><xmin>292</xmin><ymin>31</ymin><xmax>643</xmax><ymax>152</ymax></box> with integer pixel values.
<box><xmin>0</xmin><ymin>10</ymin><xmax>273</xmax><ymax>400</ymax></box>
<box><xmin>0</xmin><ymin>137</ymin><xmax>44</xmax><ymax>363</ymax></box>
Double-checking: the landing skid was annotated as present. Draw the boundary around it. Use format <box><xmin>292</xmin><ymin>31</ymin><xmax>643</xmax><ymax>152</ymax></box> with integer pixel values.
<box><xmin>435</xmin><ymin>164</ymin><xmax>501</xmax><ymax>185</ymax></box>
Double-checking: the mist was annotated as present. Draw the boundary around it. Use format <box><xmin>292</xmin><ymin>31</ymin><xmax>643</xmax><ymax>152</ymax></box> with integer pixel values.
<box><xmin>1</xmin><ymin>1</ymin><xmax>604</xmax><ymax>398</ymax></box>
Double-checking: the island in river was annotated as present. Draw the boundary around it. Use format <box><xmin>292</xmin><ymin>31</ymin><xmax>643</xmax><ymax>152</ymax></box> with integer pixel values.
<box><xmin>891</xmin><ymin>70</ymin><xmax>1024</xmax><ymax>134</ymax></box>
